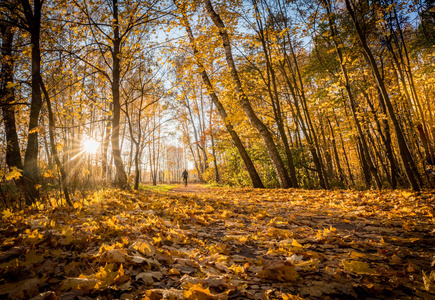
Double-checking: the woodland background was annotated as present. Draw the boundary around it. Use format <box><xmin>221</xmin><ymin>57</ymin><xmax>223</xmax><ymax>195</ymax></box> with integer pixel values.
<box><xmin>1</xmin><ymin>0</ymin><xmax>435</xmax><ymax>205</ymax></box>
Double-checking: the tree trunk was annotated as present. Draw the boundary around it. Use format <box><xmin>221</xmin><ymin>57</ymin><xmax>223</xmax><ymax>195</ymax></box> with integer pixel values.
<box><xmin>327</xmin><ymin>117</ymin><xmax>345</xmax><ymax>184</ymax></box>
<box><xmin>358</xmin><ymin>139</ymin><xmax>372</xmax><ymax>188</ymax></box>
<box><xmin>280</xmin><ymin>36</ymin><xmax>329</xmax><ymax>188</ymax></box>
<box><xmin>102</xmin><ymin>103</ymin><xmax>112</xmax><ymax>180</ymax></box>
<box><xmin>1</xmin><ymin>26</ymin><xmax>23</xmax><ymax>174</ymax></box>
<box><xmin>134</xmin><ymin>146</ymin><xmax>140</xmax><ymax>189</ymax></box>
<box><xmin>280</xmin><ymin>60</ymin><xmax>328</xmax><ymax>188</ymax></box>
<box><xmin>209</xmin><ymin>103</ymin><xmax>220</xmax><ymax>183</ymax></box>
<box><xmin>363</xmin><ymin>88</ymin><xmax>398</xmax><ymax>188</ymax></box>
<box><xmin>21</xmin><ymin>0</ymin><xmax>43</xmax><ymax>205</ymax></box>
<box><xmin>40</xmin><ymin>80</ymin><xmax>72</xmax><ymax>206</ymax></box>
<box><xmin>111</xmin><ymin>0</ymin><xmax>129</xmax><ymax>189</ymax></box>
<box><xmin>204</xmin><ymin>0</ymin><xmax>291</xmax><ymax>188</ymax></box>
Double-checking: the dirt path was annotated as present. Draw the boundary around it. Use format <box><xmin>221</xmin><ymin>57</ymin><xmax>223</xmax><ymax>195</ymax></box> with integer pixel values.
<box><xmin>169</xmin><ymin>183</ymin><xmax>214</xmax><ymax>194</ymax></box>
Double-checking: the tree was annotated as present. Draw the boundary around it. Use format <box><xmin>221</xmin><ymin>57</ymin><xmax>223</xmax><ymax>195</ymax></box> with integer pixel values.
<box><xmin>0</xmin><ymin>25</ymin><xmax>23</xmax><ymax>177</ymax></box>
<box><xmin>20</xmin><ymin>0</ymin><xmax>45</xmax><ymax>204</ymax></box>
<box><xmin>344</xmin><ymin>0</ymin><xmax>422</xmax><ymax>191</ymax></box>
<box><xmin>173</xmin><ymin>0</ymin><xmax>264</xmax><ymax>187</ymax></box>
<box><xmin>204</xmin><ymin>0</ymin><xmax>292</xmax><ymax>188</ymax></box>
<box><xmin>71</xmin><ymin>0</ymin><xmax>162</xmax><ymax>189</ymax></box>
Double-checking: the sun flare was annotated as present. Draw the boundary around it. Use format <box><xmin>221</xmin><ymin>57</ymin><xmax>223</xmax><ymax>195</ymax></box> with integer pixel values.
<box><xmin>83</xmin><ymin>138</ymin><xmax>99</xmax><ymax>154</ymax></box>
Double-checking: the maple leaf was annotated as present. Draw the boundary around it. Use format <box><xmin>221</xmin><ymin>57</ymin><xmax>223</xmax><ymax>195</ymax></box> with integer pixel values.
<box><xmin>136</xmin><ymin>271</ymin><xmax>163</xmax><ymax>285</ymax></box>
<box><xmin>144</xmin><ymin>288</ymin><xmax>184</xmax><ymax>300</ymax></box>
<box><xmin>59</xmin><ymin>277</ymin><xmax>99</xmax><ymax>292</ymax></box>
<box><xmin>0</xmin><ymin>277</ymin><xmax>47</xmax><ymax>299</ymax></box>
<box><xmin>1</xmin><ymin>209</ymin><xmax>13</xmax><ymax>219</ymax></box>
<box><xmin>282</xmin><ymin>294</ymin><xmax>304</xmax><ymax>300</ymax></box>
<box><xmin>257</xmin><ymin>260</ymin><xmax>298</xmax><ymax>282</ymax></box>
<box><xmin>342</xmin><ymin>260</ymin><xmax>378</xmax><ymax>275</ymax></box>
<box><xmin>99</xmin><ymin>249</ymin><xmax>131</xmax><ymax>263</ymax></box>
<box><xmin>422</xmin><ymin>270</ymin><xmax>435</xmax><ymax>293</ymax></box>
<box><xmin>131</xmin><ymin>240</ymin><xmax>155</xmax><ymax>256</ymax></box>
<box><xmin>4</xmin><ymin>167</ymin><xmax>22</xmax><ymax>181</ymax></box>
<box><xmin>183</xmin><ymin>283</ymin><xmax>230</xmax><ymax>300</ymax></box>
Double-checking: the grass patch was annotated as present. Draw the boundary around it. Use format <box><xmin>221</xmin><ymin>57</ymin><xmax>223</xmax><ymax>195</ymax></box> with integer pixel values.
<box><xmin>139</xmin><ymin>184</ymin><xmax>178</xmax><ymax>192</ymax></box>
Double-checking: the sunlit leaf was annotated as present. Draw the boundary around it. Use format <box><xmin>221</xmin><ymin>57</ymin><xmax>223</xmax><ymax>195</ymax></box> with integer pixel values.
<box><xmin>342</xmin><ymin>260</ymin><xmax>377</xmax><ymax>275</ymax></box>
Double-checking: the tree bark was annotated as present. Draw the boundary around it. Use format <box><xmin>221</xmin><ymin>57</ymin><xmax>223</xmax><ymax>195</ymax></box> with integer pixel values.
<box><xmin>1</xmin><ymin>26</ymin><xmax>23</xmax><ymax>175</ymax></box>
<box><xmin>111</xmin><ymin>0</ymin><xmax>129</xmax><ymax>189</ymax></box>
<box><xmin>21</xmin><ymin>0</ymin><xmax>43</xmax><ymax>204</ymax></box>
<box><xmin>327</xmin><ymin>117</ymin><xmax>345</xmax><ymax>184</ymax></box>
<box><xmin>209</xmin><ymin>103</ymin><xmax>220</xmax><ymax>183</ymax></box>
<box><xmin>39</xmin><ymin>79</ymin><xmax>72</xmax><ymax>206</ymax></box>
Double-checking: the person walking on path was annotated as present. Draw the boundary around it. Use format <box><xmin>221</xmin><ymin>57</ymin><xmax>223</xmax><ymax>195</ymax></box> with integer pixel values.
<box><xmin>182</xmin><ymin>169</ymin><xmax>188</xmax><ymax>187</ymax></box>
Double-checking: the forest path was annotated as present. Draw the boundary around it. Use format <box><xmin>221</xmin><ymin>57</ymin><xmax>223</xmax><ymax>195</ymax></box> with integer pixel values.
<box><xmin>168</xmin><ymin>183</ymin><xmax>215</xmax><ymax>194</ymax></box>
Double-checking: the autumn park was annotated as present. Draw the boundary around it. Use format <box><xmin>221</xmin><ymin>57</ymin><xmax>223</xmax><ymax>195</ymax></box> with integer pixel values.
<box><xmin>0</xmin><ymin>0</ymin><xmax>435</xmax><ymax>298</ymax></box>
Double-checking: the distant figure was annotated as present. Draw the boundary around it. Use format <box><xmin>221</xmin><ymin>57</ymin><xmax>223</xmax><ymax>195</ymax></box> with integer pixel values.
<box><xmin>182</xmin><ymin>169</ymin><xmax>188</xmax><ymax>186</ymax></box>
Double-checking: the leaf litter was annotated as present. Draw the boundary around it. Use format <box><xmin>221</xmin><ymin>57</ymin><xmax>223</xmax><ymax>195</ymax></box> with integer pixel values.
<box><xmin>0</xmin><ymin>187</ymin><xmax>434</xmax><ymax>299</ymax></box>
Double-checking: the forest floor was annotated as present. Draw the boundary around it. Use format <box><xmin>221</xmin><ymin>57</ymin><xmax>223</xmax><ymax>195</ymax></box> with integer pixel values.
<box><xmin>0</xmin><ymin>185</ymin><xmax>434</xmax><ymax>300</ymax></box>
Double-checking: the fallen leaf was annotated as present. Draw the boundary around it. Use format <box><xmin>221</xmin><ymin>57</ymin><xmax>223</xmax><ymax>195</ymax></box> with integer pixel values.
<box><xmin>422</xmin><ymin>270</ymin><xmax>435</xmax><ymax>293</ymax></box>
<box><xmin>257</xmin><ymin>260</ymin><xmax>298</xmax><ymax>281</ymax></box>
<box><xmin>144</xmin><ymin>288</ymin><xmax>184</xmax><ymax>300</ymax></box>
<box><xmin>342</xmin><ymin>260</ymin><xmax>377</xmax><ymax>275</ymax></box>
<box><xmin>183</xmin><ymin>283</ymin><xmax>229</xmax><ymax>300</ymax></box>
<box><xmin>0</xmin><ymin>277</ymin><xmax>46</xmax><ymax>298</ymax></box>
<box><xmin>99</xmin><ymin>249</ymin><xmax>131</xmax><ymax>263</ymax></box>
<box><xmin>59</xmin><ymin>277</ymin><xmax>99</xmax><ymax>291</ymax></box>
<box><xmin>131</xmin><ymin>240</ymin><xmax>155</xmax><ymax>256</ymax></box>
<box><xmin>136</xmin><ymin>271</ymin><xmax>163</xmax><ymax>285</ymax></box>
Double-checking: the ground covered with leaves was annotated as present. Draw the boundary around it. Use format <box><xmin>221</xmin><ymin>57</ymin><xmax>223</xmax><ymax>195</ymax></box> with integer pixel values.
<box><xmin>0</xmin><ymin>185</ymin><xmax>434</xmax><ymax>299</ymax></box>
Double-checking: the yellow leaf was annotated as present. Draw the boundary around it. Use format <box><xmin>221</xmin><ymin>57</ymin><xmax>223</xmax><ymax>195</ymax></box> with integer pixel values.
<box><xmin>349</xmin><ymin>251</ymin><xmax>366</xmax><ymax>259</ymax></box>
<box><xmin>56</xmin><ymin>143</ymin><xmax>63</xmax><ymax>152</ymax></box>
<box><xmin>168</xmin><ymin>268</ymin><xmax>181</xmax><ymax>275</ymax></box>
<box><xmin>43</xmin><ymin>170</ymin><xmax>54</xmax><ymax>178</ymax></box>
<box><xmin>257</xmin><ymin>260</ymin><xmax>298</xmax><ymax>281</ymax></box>
<box><xmin>5</xmin><ymin>167</ymin><xmax>22</xmax><ymax>181</ymax></box>
<box><xmin>99</xmin><ymin>249</ymin><xmax>130</xmax><ymax>263</ymax></box>
<box><xmin>183</xmin><ymin>283</ymin><xmax>213</xmax><ymax>300</ymax></box>
<box><xmin>282</xmin><ymin>294</ymin><xmax>304</xmax><ymax>300</ymax></box>
<box><xmin>28</xmin><ymin>126</ymin><xmax>42</xmax><ymax>134</ymax></box>
<box><xmin>59</xmin><ymin>227</ymin><xmax>74</xmax><ymax>245</ymax></box>
<box><xmin>2</xmin><ymin>209</ymin><xmax>13</xmax><ymax>219</ymax></box>
<box><xmin>342</xmin><ymin>260</ymin><xmax>377</xmax><ymax>275</ymax></box>
<box><xmin>60</xmin><ymin>277</ymin><xmax>98</xmax><ymax>291</ymax></box>
<box><xmin>401</xmin><ymin>191</ymin><xmax>413</xmax><ymax>199</ymax></box>
<box><xmin>422</xmin><ymin>270</ymin><xmax>435</xmax><ymax>293</ymax></box>
<box><xmin>132</xmin><ymin>240</ymin><xmax>155</xmax><ymax>256</ymax></box>
<box><xmin>228</xmin><ymin>264</ymin><xmax>245</xmax><ymax>277</ymax></box>
<box><xmin>292</xmin><ymin>239</ymin><xmax>303</xmax><ymax>248</ymax></box>
<box><xmin>5</xmin><ymin>81</ymin><xmax>18</xmax><ymax>89</ymax></box>
<box><xmin>73</xmin><ymin>201</ymin><xmax>83</xmax><ymax>209</ymax></box>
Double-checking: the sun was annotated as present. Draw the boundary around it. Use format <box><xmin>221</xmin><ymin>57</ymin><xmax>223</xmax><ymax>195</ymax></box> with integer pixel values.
<box><xmin>83</xmin><ymin>138</ymin><xmax>99</xmax><ymax>154</ymax></box>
